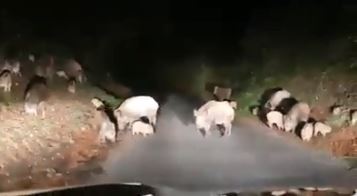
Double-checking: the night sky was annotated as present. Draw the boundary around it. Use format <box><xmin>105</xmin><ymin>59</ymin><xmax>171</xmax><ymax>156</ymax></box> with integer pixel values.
<box><xmin>1</xmin><ymin>0</ymin><xmax>357</xmax><ymax>93</ymax></box>
<box><xmin>0</xmin><ymin>0</ymin><xmax>300</xmax><ymax>39</ymax></box>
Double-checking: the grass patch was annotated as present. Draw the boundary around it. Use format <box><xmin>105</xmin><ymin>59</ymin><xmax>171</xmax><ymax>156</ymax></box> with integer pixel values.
<box><xmin>81</xmin><ymin>84</ymin><xmax>123</xmax><ymax>108</ymax></box>
<box><xmin>0</xmin><ymin>92</ymin><xmax>13</xmax><ymax>106</ymax></box>
<box><xmin>185</xmin><ymin>58</ymin><xmax>357</xmax><ymax>117</ymax></box>
<box><xmin>233</xmin><ymin>75</ymin><xmax>288</xmax><ymax>115</ymax></box>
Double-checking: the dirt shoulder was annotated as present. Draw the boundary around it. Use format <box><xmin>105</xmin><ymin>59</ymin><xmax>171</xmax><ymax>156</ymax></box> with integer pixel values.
<box><xmin>0</xmin><ymin>84</ymin><xmax>118</xmax><ymax>192</ymax></box>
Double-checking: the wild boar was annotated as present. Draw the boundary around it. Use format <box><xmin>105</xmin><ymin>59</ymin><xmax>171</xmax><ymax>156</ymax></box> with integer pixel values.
<box><xmin>24</xmin><ymin>75</ymin><xmax>49</xmax><ymax>118</ymax></box>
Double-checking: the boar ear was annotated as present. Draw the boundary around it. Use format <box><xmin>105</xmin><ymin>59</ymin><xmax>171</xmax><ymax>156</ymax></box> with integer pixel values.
<box><xmin>115</xmin><ymin>109</ymin><xmax>122</xmax><ymax>117</ymax></box>
<box><xmin>193</xmin><ymin>109</ymin><xmax>198</xmax><ymax>117</ymax></box>
<box><xmin>230</xmin><ymin>101</ymin><xmax>237</xmax><ymax>109</ymax></box>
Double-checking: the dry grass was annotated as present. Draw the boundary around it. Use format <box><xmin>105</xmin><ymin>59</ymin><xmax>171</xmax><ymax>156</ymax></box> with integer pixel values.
<box><xmin>309</xmin><ymin>126</ymin><xmax>357</xmax><ymax>157</ymax></box>
<box><xmin>234</xmin><ymin>68</ymin><xmax>357</xmax><ymax>160</ymax></box>
<box><xmin>306</xmin><ymin>106</ymin><xmax>357</xmax><ymax>157</ymax></box>
<box><xmin>239</xmin><ymin>105</ymin><xmax>357</xmax><ymax>159</ymax></box>
<box><xmin>0</xmin><ymin>74</ymin><xmax>119</xmax><ymax>192</ymax></box>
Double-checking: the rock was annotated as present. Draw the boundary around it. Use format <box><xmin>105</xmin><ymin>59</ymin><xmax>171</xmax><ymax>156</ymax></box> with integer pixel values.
<box><xmin>46</xmin><ymin>168</ymin><xmax>56</xmax><ymax>175</ymax></box>
<box><xmin>304</xmin><ymin>187</ymin><xmax>316</xmax><ymax>191</ymax></box>
<box><xmin>271</xmin><ymin>190</ymin><xmax>287</xmax><ymax>196</ymax></box>
<box><xmin>316</xmin><ymin>187</ymin><xmax>333</xmax><ymax>191</ymax></box>
<box><xmin>55</xmin><ymin>173</ymin><xmax>63</xmax><ymax>177</ymax></box>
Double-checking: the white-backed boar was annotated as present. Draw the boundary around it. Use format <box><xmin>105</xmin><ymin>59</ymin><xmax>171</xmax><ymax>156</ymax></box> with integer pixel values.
<box><xmin>275</xmin><ymin>97</ymin><xmax>299</xmax><ymax>115</ymax></box>
<box><xmin>114</xmin><ymin>95</ymin><xmax>159</xmax><ymax>131</ymax></box>
<box><xmin>24</xmin><ymin>75</ymin><xmax>49</xmax><ymax>118</ymax></box>
<box><xmin>131</xmin><ymin>117</ymin><xmax>154</xmax><ymax>137</ymax></box>
<box><xmin>193</xmin><ymin>100</ymin><xmax>235</xmax><ymax>137</ymax></box>
<box><xmin>0</xmin><ymin>70</ymin><xmax>12</xmax><ymax>92</ymax></box>
<box><xmin>259</xmin><ymin>87</ymin><xmax>283</xmax><ymax>106</ymax></box>
<box><xmin>264</xmin><ymin>89</ymin><xmax>291</xmax><ymax>110</ymax></box>
<box><xmin>298</xmin><ymin>122</ymin><xmax>314</xmax><ymax>141</ymax></box>
<box><xmin>313</xmin><ymin>122</ymin><xmax>332</xmax><ymax>137</ymax></box>
<box><xmin>330</xmin><ymin>104</ymin><xmax>348</xmax><ymax>116</ymax></box>
<box><xmin>266</xmin><ymin>111</ymin><xmax>284</xmax><ymax>131</ymax></box>
<box><xmin>193</xmin><ymin>102</ymin><xmax>212</xmax><ymax>137</ymax></box>
<box><xmin>98</xmin><ymin>112</ymin><xmax>116</xmax><ymax>144</ymax></box>
<box><xmin>284</xmin><ymin>102</ymin><xmax>311</xmax><ymax>132</ymax></box>
<box><xmin>295</xmin><ymin>120</ymin><xmax>331</xmax><ymax>141</ymax></box>
<box><xmin>97</xmin><ymin>112</ymin><xmax>116</xmax><ymax>144</ymax></box>
<box><xmin>90</xmin><ymin>97</ymin><xmax>117</xmax><ymax>144</ymax></box>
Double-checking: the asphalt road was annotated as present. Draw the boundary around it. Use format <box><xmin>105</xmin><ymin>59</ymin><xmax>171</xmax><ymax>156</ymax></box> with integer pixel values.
<box><xmin>95</xmin><ymin>95</ymin><xmax>357</xmax><ymax>195</ymax></box>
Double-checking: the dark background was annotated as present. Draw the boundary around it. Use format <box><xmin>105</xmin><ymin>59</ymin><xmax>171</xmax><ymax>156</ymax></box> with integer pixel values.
<box><xmin>1</xmin><ymin>0</ymin><xmax>357</xmax><ymax>96</ymax></box>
